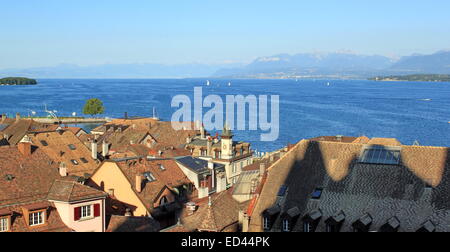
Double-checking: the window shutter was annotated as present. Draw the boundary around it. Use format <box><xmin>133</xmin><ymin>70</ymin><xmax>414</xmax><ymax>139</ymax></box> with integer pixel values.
<box><xmin>74</xmin><ymin>207</ymin><xmax>81</xmax><ymax>221</ymax></box>
<box><xmin>94</xmin><ymin>204</ymin><xmax>101</xmax><ymax>217</ymax></box>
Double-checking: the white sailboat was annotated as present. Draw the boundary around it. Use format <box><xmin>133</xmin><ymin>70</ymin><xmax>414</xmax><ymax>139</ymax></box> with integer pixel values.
<box><xmin>228</xmin><ymin>82</ymin><xmax>232</xmax><ymax>86</ymax></box>
<box><xmin>206</xmin><ymin>80</ymin><xmax>211</xmax><ymax>86</ymax></box>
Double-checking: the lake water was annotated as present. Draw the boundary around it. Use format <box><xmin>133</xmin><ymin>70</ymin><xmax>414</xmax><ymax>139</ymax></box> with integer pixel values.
<box><xmin>1</xmin><ymin>79</ymin><xmax>450</xmax><ymax>152</ymax></box>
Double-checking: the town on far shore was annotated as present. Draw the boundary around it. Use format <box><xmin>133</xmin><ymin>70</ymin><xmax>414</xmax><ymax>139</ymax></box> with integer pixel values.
<box><xmin>1</xmin><ymin>107</ymin><xmax>450</xmax><ymax>233</ymax></box>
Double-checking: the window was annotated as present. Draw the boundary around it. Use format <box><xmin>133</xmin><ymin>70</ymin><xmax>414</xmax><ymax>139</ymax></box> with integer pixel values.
<box><xmin>68</xmin><ymin>144</ymin><xmax>76</xmax><ymax>150</ymax></box>
<box><xmin>80</xmin><ymin>158</ymin><xmax>88</xmax><ymax>164</ymax></box>
<box><xmin>29</xmin><ymin>211</ymin><xmax>45</xmax><ymax>226</ymax></box>
<box><xmin>263</xmin><ymin>217</ymin><xmax>270</xmax><ymax>230</ymax></box>
<box><xmin>282</xmin><ymin>219</ymin><xmax>290</xmax><ymax>232</ymax></box>
<box><xmin>81</xmin><ymin>205</ymin><xmax>92</xmax><ymax>219</ymax></box>
<box><xmin>144</xmin><ymin>172</ymin><xmax>156</xmax><ymax>182</ymax></box>
<box><xmin>359</xmin><ymin>147</ymin><xmax>400</xmax><ymax>165</ymax></box>
<box><xmin>303</xmin><ymin>222</ymin><xmax>313</xmax><ymax>233</ymax></box>
<box><xmin>40</xmin><ymin>140</ymin><xmax>48</xmax><ymax>146</ymax></box>
<box><xmin>312</xmin><ymin>188</ymin><xmax>323</xmax><ymax>199</ymax></box>
<box><xmin>160</xmin><ymin>196</ymin><xmax>169</xmax><ymax>206</ymax></box>
<box><xmin>0</xmin><ymin>217</ymin><xmax>9</xmax><ymax>232</ymax></box>
<box><xmin>71</xmin><ymin>159</ymin><xmax>79</xmax><ymax>165</ymax></box>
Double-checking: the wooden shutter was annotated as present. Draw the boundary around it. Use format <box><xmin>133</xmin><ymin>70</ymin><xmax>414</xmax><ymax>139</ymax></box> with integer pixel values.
<box><xmin>94</xmin><ymin>204</ymin><xmax>101</xmax><ymax>217</ymax></box>
<box><xmin>74</xmin><ymin>207</ymin><xmax>81</xmax><ymax>221</ymax></box>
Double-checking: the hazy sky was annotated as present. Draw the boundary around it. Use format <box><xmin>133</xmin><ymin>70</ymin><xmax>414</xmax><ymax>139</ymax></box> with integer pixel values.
<box><xmin>1</xmin><ymin>0</ymin><xmax>450</xmax><ymax>69</ymax></box>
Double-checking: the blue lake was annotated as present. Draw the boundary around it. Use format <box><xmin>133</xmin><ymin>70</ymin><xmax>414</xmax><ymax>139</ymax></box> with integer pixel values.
<box><xmin>1</xmin><ymin>79</ymin><xmax>450</xmax><ymax>152</ymax></box>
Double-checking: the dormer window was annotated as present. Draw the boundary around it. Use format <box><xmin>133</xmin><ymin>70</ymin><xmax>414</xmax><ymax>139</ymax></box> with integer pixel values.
<box><xmin>0</xmin><ymin>216</ymin><xmax>9</xmax><ymax>232</ymax></box>
<box><xmin>29</xmin><ymin>210</ymin><xmax>45</xmax><ymax>226</ymax></box>
<box><xmin>380</xmin><ymin>217</ymin><xmax>400</xmax><ymax>232</ymax></box>
<box><xmin>303</xmin><ymin>210</ymin><xmax>322</xmax><ymax>233</ymax></box>
<box><xmin>325</xmin><ymin>211</ymin><xmax>345</xmax><ymax>232</ymax></box>
<box><xmin>352</xmin><ymin>213</ymin><xmax>373</xmax><ymax>232</ymax></box>
<box><xmin>417</xmin><ymin>220</ymin><xmax>436</xmax><ymax>233</ymax></box>
<box><xmin>262</xmin><ymin>205</ymin><xmax>281</xmax><ymax>231</ymax></box>
<box><xmin>281</xmin><ymin>207</ymin><xmax>301</xmax><ymax>232</ymax></box>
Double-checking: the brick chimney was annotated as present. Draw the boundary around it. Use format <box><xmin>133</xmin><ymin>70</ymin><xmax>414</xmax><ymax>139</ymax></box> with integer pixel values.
<box><xmin>136</xmin><ymin>175</ymin><xmax>143</xmax><ymax>193</ymax></box>
<box><xmin>259</xmin><ymin>163</ymin><xmax>266</xmax><ymax>180</ymax></box>
<box><xmin>18</xmin><ymin>141</ymin><xmax>32</xmax><ymax>157</ymax></box>
<box><xmin>16</xmin><ymin>113</ymin><xmax>21</xmax><ymax>122</ymax></box>
<box><xmin>18</xmin><ymin>136</ymin><xmax>32</xmax><ymax>157</ymax></box>
<box><xmin>186</xmin><ymin>202</ymin><xmax>197</xmax><ymax>216</ymax></box>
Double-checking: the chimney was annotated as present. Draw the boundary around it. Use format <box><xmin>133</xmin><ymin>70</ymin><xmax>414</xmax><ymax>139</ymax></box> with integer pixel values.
<box><xmin>136</xmin><ymin>175</ymin><xmax>143</xmax><ymax>193</ymax></box>
<box><xmin>0</xmin><ymin>114</ymin><xmax>6</xmax><ymax>123</ymax></box>
<box><xmin>207</xmin><ymin>138</ymin><xmax>212</xmax><ymax>156</ymax></box>
<box><xmin>208</xmin><ymin>160</ymin><xmax>214</xmax><ymax>170</ymax></box>
<box><xmin>125</xmin><ymin>208</ymin><xmax>132</xmax><ymax>217</ymax></box>
<box><xmin>269</xmin><ymin>154</ymin><xmax>274</xmax><ymax>163</ymax></box>
<box><xmin>18</xmin><ymin>141</ymin><xmax>32</xmax><ymax>157</ymax></box>
<box><xmin>16</xmin><ymin>113</ymin><xmax>21</xmax><ymax>121</ymax></box>
<box><xmin>102</xmin><ymin>141</ymin><xmax>109</xmax><ymax>157</ymax></box>
<box><xmin>259</xmin><ymin>163</ymin><xmax>266</xmax><ymax>179</ymax></box>
<box><xmin>59</xmin><ymin>162</ymin><xmax>68</xmax><ymax>177</ymax></box>
<box><xmin>91</xmin><ymin>141</ymin><xmax>98</xmax><ymax>160</ymax></box>
<box><xmin>108</xmin><ymin>189</ymin><xmax>115</xmax><ymax>197</ymax></box>
<box><xmin>186</xmin><ymin>137</ymin><xmax>192</xmax><ymax>144</ymax></box>
<box><xmin>200</xmin><ymin>124</ymin><xmax>205</xmax><ymax>139</ymax></box>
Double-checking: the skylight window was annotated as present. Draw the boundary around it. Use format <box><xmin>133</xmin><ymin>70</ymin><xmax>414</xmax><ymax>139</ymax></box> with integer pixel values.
<box><xmin>80</xmin><ymin>158</ymin><xmax>88</xmax><ymax>164</ymax></box>
<box><xmin>144</xmin><ymin>172</ymin><xmax>156</xmax><ymax>182</ymax></box>
<box><xmin>40</xmin><ymin>140</ymin><xmax>49</xmax><ymax>146</ymax></box>
<box><xmin>71</xmin><ymin>159</ymin><xmax>79</xmax><ymax>165</ymax></box>
<box><xmin>159</xmin><ymin>164</ymin><xmax>166</xmax><ymax>171</ymax></box>
<box><xmin>312</xmin><ymin>188</ymin><xmax>323</xmax><ymax>199</ymax></box>
<box><xmin>68</xmin><ymin>144</ymin><xmax>76</xmax><ymax>150</ymax></box>
<box><xmin>277</xmin><ymin>185</ymin><xmax>288</xmax><ymax>197</ymax></box>
<box><xmin>359</xmin><ymin>147</ymin><xmax>400</xmax><ymax>165</ymax></box>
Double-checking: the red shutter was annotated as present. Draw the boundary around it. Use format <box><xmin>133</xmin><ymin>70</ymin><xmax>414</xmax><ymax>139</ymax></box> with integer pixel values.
<box><xmin>74</xmin><ymin>207</ymin><xmax>81</xmax><ymax>221</ymax></box>
<box><xmin>94</xmin><ymin>204</ymin><xmax>101</xmax><ymax>217</ymax></box>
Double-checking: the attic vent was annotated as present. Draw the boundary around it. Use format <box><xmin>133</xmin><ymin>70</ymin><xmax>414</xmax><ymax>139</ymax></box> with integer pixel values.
<box><xmin>5</xmin><ymin>174</ymin><xmax>15</xmax><ymax>181</ymax></box>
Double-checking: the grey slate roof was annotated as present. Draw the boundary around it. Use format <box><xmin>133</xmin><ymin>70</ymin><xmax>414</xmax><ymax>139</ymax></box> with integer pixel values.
<box><xmin>175</xmin><ymin>156</ymin><xmax>224</xmax><ymax>174</ymax></box>
<box><xmin>256</xmin><ymin>139</ymin><xmax>450</xmax><ymax>232</ymax></box>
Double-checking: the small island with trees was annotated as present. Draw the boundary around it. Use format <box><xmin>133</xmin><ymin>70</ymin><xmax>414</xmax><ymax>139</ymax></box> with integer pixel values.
<box><xmin>0</xmin><ymin>77</ymin><xmax>38</xmax><ymax>85</ymax></box>
<box><xmin>369</xmin><ymin>74</ymin><xmax>450</xmax><ymax>83</ymax></box>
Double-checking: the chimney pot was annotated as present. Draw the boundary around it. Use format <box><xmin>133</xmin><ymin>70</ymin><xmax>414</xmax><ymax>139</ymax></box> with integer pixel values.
<box><xmin>16</xmin><ymin>113</ymin><xmax>21</xmax><ymax>121</ymax></box>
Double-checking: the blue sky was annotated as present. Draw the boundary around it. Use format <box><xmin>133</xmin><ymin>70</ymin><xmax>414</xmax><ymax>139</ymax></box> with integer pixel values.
<box><xmin>1</xmin><ymin>0</ymin><xmax>450</xmax><ymax>69</ymax></box>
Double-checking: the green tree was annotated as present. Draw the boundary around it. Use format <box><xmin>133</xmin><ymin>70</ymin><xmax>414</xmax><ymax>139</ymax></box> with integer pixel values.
<box><xmin>83</xmin><ymin>98</ymin><xmax>105</xmax><ymax>117</ymax></box>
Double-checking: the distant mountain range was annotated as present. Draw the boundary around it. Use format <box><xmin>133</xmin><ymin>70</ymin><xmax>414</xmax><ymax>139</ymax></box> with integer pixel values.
<box><xmin>1</xmin><ymin>51</ymin><xmax>450</xmax><ymax>79</ymax></box>
<box><xmin>214</xmin><ymin>51</ymin><xmax>450</xmax><ymax>79</ymax></box>
<box><xmin>0</xmin><ymin>63</ymin><xmax>243</xmax><ymax>79</ymax></box>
